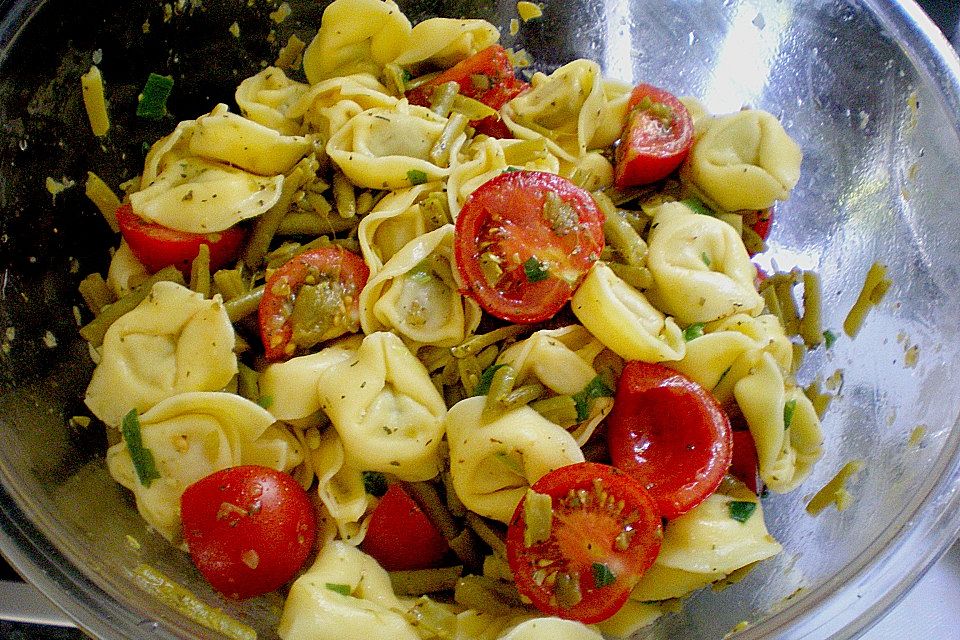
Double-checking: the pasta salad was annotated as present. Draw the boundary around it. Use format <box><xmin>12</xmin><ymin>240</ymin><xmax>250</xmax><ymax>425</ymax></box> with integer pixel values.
<box><xmin>77</xmin><ymin>0</ymin><xmax>822</xmax><ymax>637</ymax></box>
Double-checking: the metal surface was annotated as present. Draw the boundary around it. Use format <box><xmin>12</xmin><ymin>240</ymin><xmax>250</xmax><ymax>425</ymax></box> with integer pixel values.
<box><xmin>1</xmin><ymin>1</ymin><xmax>960</xmax><ymax>639</ymax></box>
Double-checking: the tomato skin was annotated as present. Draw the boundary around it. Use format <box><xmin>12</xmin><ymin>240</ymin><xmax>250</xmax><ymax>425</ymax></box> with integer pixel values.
<box><xmin>406</xmin><ymin>45</ymin><xmax>529</xmax><ymax>113</ymax></box>
<box><xmin>116</xmin><ymin>204</ymin><xmax>248</xmax><ymax>274</ymax></box>
<box><xmin>360</xmin><ymin>484</ymin><xmax>449</xmax><ymax>571</ymax></box>
<box><xmin>613</xmin><ymin>84</ymin><xmax>694</xmax><ymax>188</ymax></box>
<box><xmin>454</xmin><ymin>170</ymin><xmax>605</xmax><ymax>324</ymax></box>
<box><xmin>731</xmin><ymin>430</ymin><xmax>763</xmax><ymax>495</ymax></box>
<box><xmin>506</xmin><ymin>462</ymin><xmax>662</xmax><ymax>624</ymax></box>
<box><xmin>258</xmin><ymin>247</ymin><xmax>369</xmax><ymax>361</ymax></box>
<box><xmin>607</xmin><ymin>361</ymin><xmax>732</xmax><ymax>519</ymax></box>
<box><xmin>180</xmin><ymin>465</ymin><xmax>317</xmax><ymax>600</ymax></box>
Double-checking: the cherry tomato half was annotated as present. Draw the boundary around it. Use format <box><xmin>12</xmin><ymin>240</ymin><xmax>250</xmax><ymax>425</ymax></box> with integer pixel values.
<box><xmin>406</xmin><ymin>45</ymin><xmax>529</xmax><ymax>138</ymax></box>
<box><xmin>506</xmin><ymin>462</ymin><xmax>662</xmax><ymax>624</ymax></box>
<box><xmin>454</xmin><ymin>170</ymin><xmax>605</xmax><ymax>324</ymax></box>
<box><xmin>607</xmin><ymin>361</ymin><xmax>732</xmax><ymax>519</ymax></box>
<box><xmin>613</xmin><ymin>84</ymin><xmax>694</xmax><ymax>188</ymax></box>
<box><xmin>730</xmin><ymin>430</ymin><xmax>763</xmax><ymax>495</ymax></box>
<box><xmin>116</xmin><ymin>203</ymin><xmax>248</xmax><ymax>274</ymax></box>
<box><xmin>360</xmin><ymin>484</ymin><xmax>450</xmax><ymax>571</ymax></box>
<box><xmin>180</xmin><ymin>465</ymin><xmax>317</xmax><ymax>599</ymax></box>
<box><xmin>258</xmin><ymin>246</ymin><xmax>369</xmax><ymax>361</ymax></box>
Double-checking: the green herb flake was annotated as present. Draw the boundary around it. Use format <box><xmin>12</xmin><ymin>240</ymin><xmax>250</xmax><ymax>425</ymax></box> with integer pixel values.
<box><xmin>136</xmin><ymin>73</ymin><xmax>174</xmax><ymax>120</ymax></box>
<box><xmin>822</xmin><ymin>329</ymin><xmax>838</xmax><ymax>349</ymax></box>
<box><xmin>256</xmin><ymin>395</ymin><xmax>274</xmax><ymax>409</ymax></box>
<box><xmin>683</xmin><ymin>323</ymin><xmax>705</xmax><ymax>342</ymax></box>
<box><xmin>407</xmin><ymin>169</ymin><xmax>429</xmax><ymax>185</ymax></box>
<box><xmin>572</xmin><ymin>375</ymin><xmax>615</xmax><ymax>422</ymax></box>
<box><xmin>325</xmin><ymin>583</ymin><xmax>352</xmax><ymax>596</ymax></box>
<box><xmin>728</xmin><ymin>500</ymin><xmax>758</xmax><ymax>523</ymax></box>
<box><xmin>503</xmin><ymin>166</ymin><xmax>523</xmax><ymax>172</ymax></box>
<box><xmin>701</xmin><ymin>252</ymin><xmax>712</xmax><ymax>268</ymax></box>
<box><xmin>783</xmin><ymin>399</ymin><xmax>797</xmax><ymax>430</ymax></box>
<box><xmin>592</xmin><ymin>563</ymin><xmax>616</xmax><ymax>588</ymax></box>
<box><xmin>362</xmin><ymin>471</ymin><xmax>389</xmax><ymax>497</ymax></box>
<box><xmin>475</xmin><ymin>363</ymin><xmax>507</xmax><ymax>396</ymax></box>
<box><xmin>680</xmin><ymin>198</ymin><xmax>714</xmax><ymax>217</ymax></box>
<box><xmin>121</xmin><ymin>409</ymin><xmax>161</xmax><ymax>488</ymax></box>
<box><xmin>523</xmin><ymin>256</ymin><xmax>550</xmax><ymax>282</ymax></box>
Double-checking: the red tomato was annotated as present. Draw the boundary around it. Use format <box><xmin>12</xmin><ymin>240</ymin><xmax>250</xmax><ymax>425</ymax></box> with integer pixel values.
<box><xmin>116</xmin><ymin>203</ymin><xmax>247</xmax><ymax>274</ymax></box>
<box><xmin>607</xmin><ymin>361</ymin><xmax>732</xmax><ymax>519</ymax></box>
<box><xmin>745</xmin><ymin>208</ymin><xmax>774</xmax><ymax>241</ymax></box>
<box><xmin>180</xmin><ymin>465</ymin><xmax>317</xmax><ymax>599</ymax></box>
<box><xmin>506</xmin><ymin>462</ymin><xmax>662</xmax><ymax>624</ymax></box>
<box><xmin>406</xmin><ymin>45</ymin><xmax>529</xmax><ymax>139</ymax></box>
<box><xmin>258</xmin><ymin>247</ymin><xmax>369</xmax><ymax>361</ymax></box>
<box><xmin>730</xmin><ymin>430</ymin><xmax>763</xmax><ymax>495</ymax></box>
<box><xmin>454</xmin><ymin>170</ymin><xmax>605</xmax><ymax>324</ymax></box>
<box><xmin>613</xmin><ymin>84</ymin><xmax>694</xmax><ymax>188</ymax></box>
<box><xmin>360</xmin><ymin>484</ymin><xmax>449</xmax><ymax>571</ymax></box>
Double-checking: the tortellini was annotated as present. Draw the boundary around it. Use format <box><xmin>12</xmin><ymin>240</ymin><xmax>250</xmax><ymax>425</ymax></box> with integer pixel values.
<box><xmin>303</xmin><ymin>0</ymin><xmax>412</xmax><ymax>84</ymax></box>
<box><xmin>572</xmin><ymin>262</ymin><xmax>686</xmax><ymax>363</ymax></box>
<box><xmin>646</xmin><ymin>201</ymin><xmax>764</xmax><ymax>324</ymax></box>
<box><xmin>85</xmin><ymin>282</ymin><xmax>237</xmax><ymax>427</ymax></box>
<box><xmin>631</xmin><ymin>480</ymin><xmax>781</xmax><ymax>601</ymax></box>
<box><xmin>393</xmin><ymin>18</ymin><xmax>499</xmax><ymax>71</ymax></box>
<box><xmin>236</xmin><ymin>66</ymin><xmax>311</xmax><ymax>136</ymax></box>
<box><xmin>357</xmin><ymin>183</ymin><xmax>442</xmax><ymax>273</ymax></box>
<box><xmin>327</xmin><ymin>102</ymin><xmax>461</xmax><ymax>190</ymax></box>
<box><xmin>106</xmin><ymin>392</ymin><xmax>293</xmax><ymax>542</ymax></box>
<box><xmin>446</xmin><ymin>396</ymin><xmax>584</xmax><ymax>522</ymax></box>
<box><xmin>106</xmin><ymin>240</ymin><xmax>149</xmax><ymax>297</ymax></box>
<box><xmin>359</xmin><ymin>224</ymin><xmax>481</xmax><ymax>347</ymax></box>
<box><xmin>311</xmin><ymin>428</ymin><xmax>373</xmax><ymax>545</ymax></box>
<box><xmin>684</xmin><ymin>108</ymin><xmax>802</xmax><ymax>211</ymax></box>
<box><xmin>278</xmin><ymin>541</ymin><xmax>420</xmax><ymax>640</ymax></box>
<box><xmin>317</xmin><ymin>332</ymin><xmax>446</xmax><ymax>481</ymax></box>
<box><xmin>497</xmin><ymin>617</ymin><xmax>603</xmax><ymax>640</ymax></box>
<box><xmin>289</xmin><ymin>73</ymin><xmax>398</xmax><ymax>140</ymax></box>
<box><xmin>496</xmin><ymin>325</ymin><xmax>603</xmax><ymax>396</ymax></box>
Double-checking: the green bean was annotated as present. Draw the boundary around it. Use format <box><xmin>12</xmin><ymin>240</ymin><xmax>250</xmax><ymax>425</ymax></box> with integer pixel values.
<box><xmin>78</xmin><ymin>272</ymin><xmax>116</xmax><ymax>314</ymax></box>
<box><xmin>356</xmin><ymin>190</ymin><xmax>375</xmax><ymax>215</ymax></box>
<box><xmin>332</xmin><ymin>171</ymin><xmax>356</xmax><ymax>219</ymax></box>
<box><xmin>244</xmin><ymin>156</ymin><xmax>319</xmax><ymax>269</ymax></box>
<box><xmin>482</xmin><ymin>554</ymin><xmax>513</xmax><ymax>581</ymax></box>
<box><xmin>448</xmin><ymin>528</ymin><xmax>484</xmax><ymax>572</ymax></box>
<box><xmin>761</xmin><ymin>285</ymin><xmax>785</xmax><ymax>328</ymax></box>
<box><xmin>405</xmin><ymin>70</ymin><xmax>440</xmax><ymax>90</ymax></box>
<box><xmin>189</xmin><ymin>244</ymin><xmax>211</xmax><ymax>298</ymax></box>
<box><xmin>389</xmin><ymin>566</ymin><xmax>463</xmax><ymax>596</ymax></box>
<box><xmin>483</xmin><ymin>364</ymin><xmax>517</xmax><ymax>418</ymax></box>
<box><xmin>474</xmin><ymin>345</ymin><xmax>499</xmax><ymax>375</ymax></box>
<box><xmin>791</xmin><ymin>342</ymin><xmax>806</xmax><ymax>375</ymax></box>
<box><xmin>454</xmin><ymin>576</ymin><xmax>523</xmax><ymax>616</ymax></box>
<box><xmin>499</xmin><ymin>382</ymin><xmax>546</xmax><ymax>412</ymax></box>
<box><xmin>383</xmin><ymin>62</ymin><xmax>409</xmax><ymax>96</ymax></box>
<box><xmin>502</xmin><ymin>138</ymin><xmax>549</xmax><ymax>166</ymax></box>
<box><xmin>843</xmin><ymin>262</ymin><xmax>891</xmax><ymax>338</ymax></box>
<box><xmin>276</xmin><ymin>212</ymin><xmax>358</xmax><ymax>236</ymax></box>
<box><xmin>429</xmin><ymin>81</ymin><xmax>459</xmax><ymax>117</ymax></box>
<box><xmin>401</xmin><ymin>481</ymin><xmax>460</xmax><ymax>541</ymax></box>
<box><xmin>775</xmin><ymin>273</ymin><xmax>801</xmax><ymax>336</ymax></box>
<box><xmin>223</xmin><ymin>285</ymin><xmax>265</xmax><ymax>323</ymax></box>
<box><xmin>530</xmin><ymin>395</ymin><xmax>579</xmax><ymax>427</ymax></box>
<box><xmin>597</xmin><ymin>192</ymin><xmax>647</xmax><ymax>267</ymax></box>
<box><xmin>212</xmin><ymin>268</ymin><xmax>246</xmax><ymax>301</ymax></box>
<box><xmin>303</xmin><ymin>190</ymin><xmax>333</xmax><ymax>216</ymax></box>
<box><xmin>452</xmin><ymin>325</ymin><xmax>525</xmax><ymax>358</ymax></box>
<box><xmin>799</xmin><ymin>270</ymin><xmax>824</xmax><ymax>348</ymax></box>
<box><xmin>606</xmin><ymin>262</ymin><xmax>653</xmax><ymax>290</ymax></box>
<box><xmin>430</xmin><ymin>112</ymin><xmax>469</xmax><ymax>167</ymax></box>
<box><xmin>441</xmin><ymin>471</ymin><xmax>466</xmax><ymax>518</ymax></box>
<box><xmin>420</xmin><ymin>346</ymin><xmax>454</xmax><ymax>372</ymax></box>
<box><xmin>457</xmin><ymin>356</ymin><xmax>484</xmax><ymax>397</ymax></box>
<box><xmin>465</xmin><ymin>512</ymin><xmax>507</xmax><ymax>559</ymax></box>
<box><xmin>236</xmin><ymin>362</ymin><xmax>259</xmax><ymax>402</ymax></box>
<box><xmin>79</xmin><ymin>266</ymin><xmax>184</xmax><ymax>347</ymax></box>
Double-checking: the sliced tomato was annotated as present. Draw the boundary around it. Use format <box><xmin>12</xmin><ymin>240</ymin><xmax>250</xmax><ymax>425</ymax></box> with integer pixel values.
<box><xmin>613</xmin><ymin>84</ymin><xmax>694</xmax><ymax>188</ymax></box>
<box><xmin>607</xmin><ymin>361</ymin><xmax>732</xmax><ymax>519</ymax></box>
<box><xmin>360</xmin><ymin>484</ymin><xmax>449</xmax><ymax>571</ymax></box>
<box><xmin>506</xmin><ymin>462</ymin><xmax>662</xmax><ymax>624</ymax></box>
<box><xmin>116</xmin><ymin>203</ymin><xmax>247</xmax><ymax>274</ymax></box>
<box><xmin>454</xmin><ymin>170</ymin><xmax>605</xmax><ymax>324</ymax></box>
<box><xmin>406</xmin><ymin>45</ymin><xmax>528</xmax><ymax>139</ymax></box>
<box><xmin>744</xmin><ymin>208</ymin><xmax>774</xmax><ymax>240</ymax></box>
<box><xmin>258</xmin><ymin>247</ymin><xmax>369</xmax><ymax>361</ymax></box>
<box><xmin>180</xmin><ymin>465</ymin><xmax>317</xmax><ymax>599</ymax></box>
<box><xmin>730</xmin><ymin>430</ymin><xmax>763</xmax><ymax>495</ymax></box>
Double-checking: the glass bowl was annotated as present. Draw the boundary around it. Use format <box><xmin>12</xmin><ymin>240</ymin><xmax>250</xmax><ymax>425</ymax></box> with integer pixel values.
<box><xmin>1</xmin><ymin>0</ymin><xmax>959</xmax><ymax>638</ymax></box>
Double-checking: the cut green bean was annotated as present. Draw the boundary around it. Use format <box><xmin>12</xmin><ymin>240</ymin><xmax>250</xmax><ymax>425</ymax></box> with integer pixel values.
<box><xmin>429</xmin><ymin>81</ymin><xmax>460</xmax><ymax>117</ymax></box>
<box><xmin>597</xmin><ymin>192</ymin><xmax>647</xmax><ymax>267</ymax></box>
<box><xmin>389</xmin><ymin>566</ymin><xmax>463</xmax><ymax>596</ymax></box>
<box><xmin>465</xmin><ymin>512</ymin><xmax>507</xmax><ymax>559</ymax></box>
<box><xmin>452</xmin><ymin>325</ymin><xmax>525</xmax><ymax>358</ymax></box>
<box><xmin>483</xmin><ymin>364</ymin><xmax>517</xmax><ymax>417</ymax></box>
<box><xmin>448</xmin><ymin>528</ymin><xmax>484</xmax><ymax>571</ymax></box>
<box><xmin>401</xmin><ymin>481</ymin><xmax>460</xmax><ymax>541</ymax></box>
<box><xmin>356</xmin><ymin>190</ymin><xmax>375</xmax><ymax>215</ymax></box>
<box><xmin>499</xmin><ymin>382</ymin><xmax>546</xmax><ymax>412</ymax></box>
<box><xmin>606</xmin><ymin>262</ymin><xmax>653</xmax><ymax>290</ymax></box>
<box><xmin>212</xmin><ymin>268</ymin><xmax>247</xmax><ymax>301</ymax></box>
<box><xmin>530</xmin><ymin>395</ymin><xmax>579</xmax><ymax>427</ymax></box>
<box><xmin>236</xmin><ymin>362</ymin><xmax>259</xmax><ymax>402</ymax></box>
<box><xmin>799</xmin><ymin>270</ymin><xmax>824</xmax><ymax>347</ymax></box>
<box><xmin>78</xmin><ymin>272</ymin><xmax>116</xmax><ymax>314</ymax></box>
<box><xmin>223</xmin><ymin>285</ymin><xmax>265</xmax><ymax>323</ymax></box>
<box><xmin>454</xmin><ymin>575</ymin><xmax>524</xmax><ymax>616</ymax></box>
<box><xmin>441</xmin><ymin>471</ymin><xmax>466</xmax><ymax>518</ymax></box>
<box><xmin>430</xmin><ymin>112</ymin><xmax>468</xmax><ymax>167</ymax></box>
<box><xmin>277</xmin><ymin>212</ymin><xmax>358</xmax><ymax>236</ymax></box>
<box><xmin>189</xmin><ymin>244</ymin><xmax>211</xmax><ymax>298</ymax></box>
<box><xmin>843</xmin><ymin>262</ymin><xmax>892</xmax><ymax>338</ymax></box>
<box><xmin>332</xmin><ymin>171</ymin><xmax>356</xmax><ymax>219</ymax></box>
<box><xmin>244</xmin><ymin>157</ymin><xmax>319</xmax><ymax>269</ymax></box>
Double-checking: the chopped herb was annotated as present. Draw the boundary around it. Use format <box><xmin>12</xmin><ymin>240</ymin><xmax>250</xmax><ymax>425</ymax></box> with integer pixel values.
<box><xmin>325</xmin><ymin>583</ymin><xmax>352</xmax><ymax>596</ymax></box>
<box><xmin>136</xmin><ymin>73</ymin><xmax>174</xmax><ymax>120</ymax></box>
<box><xmin>683</xmin><ymin>323</ymin><xmax>705</xmax><ymax>341</ymax></box>
<box><xmin>822</xmin><ymin>329</ymin><xmax>838</xmax><ymax>349</ymax></box>
<box><xmin>783</xmin><ymin>399</ymin><xmax>797</xmax><ymax>430</ymax></box>
<box><xmin>572</xmin><ymin>375</ymin><xmax>615</xmax><ymax>422</ymax></box>
<box><xmin>407</xmin><ymin>169</ymin><xmax>429</xmax><ymax>185</ymax></box>
<box><xmin>592</xmin><ymin>563</ymin><xmax>616</xmax><ymax>588</ymax></box>
<box><xmin>475</xmin><ymin>363</ymin><xmax>507</xmax><ymax>396</ymax></box>
<box><xmin>680</xmin><ymin>198</ymin><xmax>714</xmax><ymax>216</ymax></box>
<box><xmin>523</xmin><ymin>256</ymin><xmax>550</xmax><ymax>282</ymax></box>
<box><xmin>701</xmin><ymin>252</ymin><xmax>712</xmax><ymax>268</ymax></box>
<box><xmin>362</xmin><ymin>471</ymin><xmax>389</xmax><ymax>497</ymax></box>
<box><xmin>256</xmin><ymin>395</ymin><xmax>274</xmax><ymax>409</ymax></box>
<box><xmin>121</xmin><ymin>409</ymin><xmax>161</xmax><ymax>488</ymax></box>
<box><xmin>503</xmin><ymin>166</ymin><xmax>523</xmax><ymax>172</ymax></box>
<box><xmin>728</xmin><ymin>500</ymin><xmax>757</xmax><ymax>523</ymax></box>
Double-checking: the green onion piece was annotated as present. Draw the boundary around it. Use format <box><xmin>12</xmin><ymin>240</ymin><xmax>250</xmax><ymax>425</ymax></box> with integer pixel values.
<box><xmin>783</xmin><ymin>399</ymin><xmax>797</xmax><ymax>430</ymax></box>
<box><xmin>523</xmin><ymin>489</ymin><xmax>553</xmax><ymax>548</ymax></box>
<box><xmin>701</xmin><ymin>251</ymin><xmax>712</xmax><ymax>267</ymax></box>
<box><xmin>121</xmin><ymin>409</ymin><xmax>161</xmax><ymax>488</ymax></box>
<box><xmin>523</xmin><ymin>256</ymin><xmax>550</xmax><ymax>282</ymax></box>
<box><xmin>572</xmin><ymin>375</ymin><xmax>615</xmax><ymax>422</ymax></box>
<box><xmin>683</xmin><ymin>323</ymin><xmax>705</xmax><ymax>342</ymax></box>
<box><xmin>325</xmin><ymin>583</ymin><xmax>352</xmax><ymax>596</ymax></box>
<box><xmin>728</xmin><ymin>500</ymin><xmax>758</xmax><ymax>523</ymax></box>
<box><xmin>256</xmin><ymin>395</ymin><xmax>273</xmax><ymax>409</ymax></box>
<box><xmin>362</xmin><ymin>471</ymin><xmax>388</xmax><ymax>497</ymax></box>
<box><xmin>823</xmin><ymin>329</ymin><xmax>838</xmax><ymax>349</ymax></box>
<box><xmin>591</xmin><ymin>563</ymin><xmax>616</xmax><ymax>588</ymax></box>
<box><xmin>407</xmin><ymin>169</ymin><xmax>429</xmax><ymax>185</ymax></box>
<box><xmin>475</xmin><ymin>363</ymin><xmax>507</xmax><ymax>396</ymax></box>
<box><xmin>681</xmin><ymin>197</ymin><xmax>714</xmax><ymax>216</ymax></box>
<box><xmin>136</xmin><ymin>73</ymin><xmax>174</xmax><ymax>120</ymax></box>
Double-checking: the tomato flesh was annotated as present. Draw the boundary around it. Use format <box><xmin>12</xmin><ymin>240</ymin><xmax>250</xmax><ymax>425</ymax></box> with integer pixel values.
<box><xmin>360</xmin><ymin>484</ymin><xmax>449</xmax><ymax>571</ymax></box>
<box><xmin>731</xmin><ymin>430</ymin><xmax>763</xmax><ymax>495</ymax></box>
<box><xmin>116</xmin><ymin>203</ymin><xmax>247</xmax><ymax>274</ymax></box>
<box><xmin>607</xmin><ymin>361</ymin><xmax>732</xmax><ymax>519</ymax></box>
<box><xmin>506</xmin><ymin>462</ymin><xmax>662</xmax><ymax>624</ymax></box>
<box><xmin>180</xmin><ymin>465</ymin><xmax>317</xmax><ymax>599</ymax></box>
<box><xmin>258</xmin><ymin>247</ymin><xmax>369</xmax><ymax>361</ymax></box>
<box><xmin>614</xmin><ymin>84</ymin><xmax>694</xmax><ymax>188</ymax></box>
<box><xmin>454</xmin><ymin>170</ymin><xmax>605</xmax><ymax>324</ymax></box>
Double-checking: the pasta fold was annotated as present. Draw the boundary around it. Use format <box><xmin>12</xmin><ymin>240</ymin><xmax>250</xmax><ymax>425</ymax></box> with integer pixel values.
<box><xmin>311</xmin><ymin>427</ymin><xmax>373</xmax><ymax>545</ymax></box>
<box><xmin>236</xmin><ymin>66</ymin><xmax>311</xmax><ymax>136</ymax></box>
<box><xmin>357</xmin><ymin>183</ymin><xmax>442</xmax><ymax>273</ymax></box>
<box><xmin>496</xmin><ymin>325</ymin><xmax>602</xmax><ymax>396</ymax></box>
<box><xmin>393</xmin><ymin>18</ymin><xmax>499</xmax><ymax>71</ymax></box>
